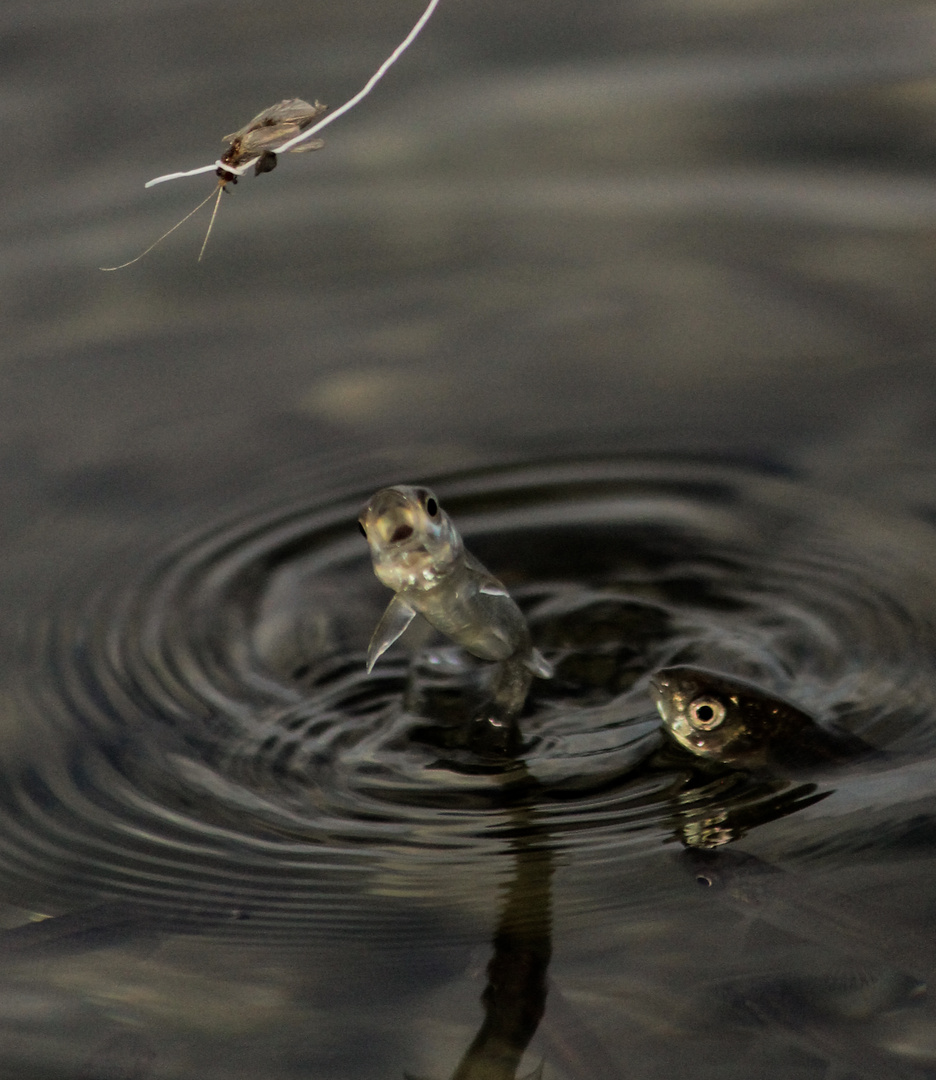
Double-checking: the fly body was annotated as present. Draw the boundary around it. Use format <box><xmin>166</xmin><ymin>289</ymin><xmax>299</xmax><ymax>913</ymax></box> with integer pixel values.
<box><xmin>218</xmin><ymin>98</ymin><xmax>328</xmax><ymax>179</ymax></box>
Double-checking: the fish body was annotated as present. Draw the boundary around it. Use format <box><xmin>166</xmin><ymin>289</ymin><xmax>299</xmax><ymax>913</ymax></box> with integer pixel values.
<box><xmin>358</xmin><ymin>485</ymin><xmax>552</xmax><ymax>681</ymax></box>
<box><xmin>649</xmin><ymin>666</ymin><xmax>873</xmax><ymax>771</ymax></box>
<box><xmin>683</xmin><ymin>846</ymin><xmax>936</xmax><ymax>988</ymax></box>
<box><xmin>219</xmin><ymin>98</ymin><xmax>328</xmax><ymax>176</ymax></box>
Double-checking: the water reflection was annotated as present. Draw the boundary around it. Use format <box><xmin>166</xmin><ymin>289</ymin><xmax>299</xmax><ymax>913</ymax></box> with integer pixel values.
<box><xmin>670</xmin><ymin>776</ymin><xmax>831</xmax><ymax>849</ymax></box>
<box><xmin>445</xmin><ymin>803</ymin><xmax>552</xmax><ymax>1080</ymax></box>
<box><xmin>410</xmin><ymin>769</ymin><xmax>627</xmax><ymax>1080</ymax></box>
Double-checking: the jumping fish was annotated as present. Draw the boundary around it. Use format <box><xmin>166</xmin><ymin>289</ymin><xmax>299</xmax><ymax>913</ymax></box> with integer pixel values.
<box><xmin>358</xmin><ymin>486</ymin><xmax>553</xmax><ymax>685</ymax></box>
<box><xmin>648</xmin><ymin>666</ymin><xmax>875</xmax><ymax>772</ymax></box>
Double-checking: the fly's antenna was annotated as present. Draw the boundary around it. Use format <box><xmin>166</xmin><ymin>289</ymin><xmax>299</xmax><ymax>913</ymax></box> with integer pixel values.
<box><xmin>100</xmin><ymin>181</ymin><xmax>224</xmax><ymax>270</ymax></box>
<box><xmin>197</xmin><ymin>183</ymin><xmax>226</xmax><ymax>262</ymax></box>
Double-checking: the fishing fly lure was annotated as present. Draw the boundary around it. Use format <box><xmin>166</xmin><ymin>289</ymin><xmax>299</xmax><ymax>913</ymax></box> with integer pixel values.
<box><xmin>102</xmin><ymin>0</ymin><xmax>442</xmax><ymax>268</ymax></box>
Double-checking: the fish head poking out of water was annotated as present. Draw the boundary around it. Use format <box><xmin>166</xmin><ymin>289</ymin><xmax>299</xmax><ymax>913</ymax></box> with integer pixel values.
<box><xmin>358</xmin><ymin>484</ymin><xmax>552</xmax><ymax>685</ymax></box>
<box><xmin>649</xmin><ymin>666</ymin><xmax>871</xmax><ymax>771</ymax></box>
<box><xmin>650</xmin><ymin>666</ymin><xmax>760</xmax><ymax>762</ymax></box>
<box><xmin>358</xmin><ymin>485</ymin><xmax>463</xmax><ymax>592</ymax></box>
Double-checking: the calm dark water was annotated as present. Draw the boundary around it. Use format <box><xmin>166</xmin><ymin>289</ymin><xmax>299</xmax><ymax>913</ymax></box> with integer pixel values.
<box><xmin>6</xmin><ymin>0</ymin><xmax>936</xmax><ymax>1077</ymax></box>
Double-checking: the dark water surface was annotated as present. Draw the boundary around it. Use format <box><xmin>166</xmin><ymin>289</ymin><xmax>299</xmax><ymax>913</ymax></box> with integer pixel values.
<box><xmin>7</xmin><ymin>0</ymin><xmax>936</xmax><ymax>1077</ymax></box>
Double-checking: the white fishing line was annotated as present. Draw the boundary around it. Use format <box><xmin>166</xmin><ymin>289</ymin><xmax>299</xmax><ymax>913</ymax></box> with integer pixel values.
<box><xmin>273</xmin><ymin>0</ymin><xmax>443</xmax><ymax>155</ymax></box>
<box><xmin>144</xmin><ymin>163</ymin><xmax>224</xmax><ymax>188</ymax></box>
<box><xmin>144</xmin><ymin>0</ymin><xmax>442</xmax><ymax>188</ymax></box>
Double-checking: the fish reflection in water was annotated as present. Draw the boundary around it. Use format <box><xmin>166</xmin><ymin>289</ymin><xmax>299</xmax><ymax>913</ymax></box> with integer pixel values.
<box><xmin>359</xmin><ymin>486</ymin><xmax>552</xmax><ymax>744</ymax></box>
<box><xmin>672</xmin><ymin>780</ymin><xmax>832</xmax><ymax>851</ymax></box>
<box><xmin>649</xmin><ymin>666</ymin><xmax>876</xmax><ymax>772</ymax></box>
<box><xmin>438</xmin><ymin>813</ymin><xmax>552</xmax><ymax>1080</ymax></box>
<box><xmin>405</xmin><ymin>770</ymin><xmax>625</xmax><ymax>1080</ymax></box>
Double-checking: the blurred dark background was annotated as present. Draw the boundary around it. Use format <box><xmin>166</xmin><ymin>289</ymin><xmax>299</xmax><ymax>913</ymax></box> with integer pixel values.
<box><xmin>7</xmin><ymin>0</ymin><xmax>936</xmax><ymax>590</ymax></box>
<box><xmin>0</xmin><ymin>0</ymin><xmax>934</xmax><ymax>687</ymax></box>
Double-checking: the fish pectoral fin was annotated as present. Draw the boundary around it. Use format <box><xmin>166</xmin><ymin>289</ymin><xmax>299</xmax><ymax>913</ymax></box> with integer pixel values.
<box><xmin>524</xmin><ymin>648</ymin><xmax>554</xmax><ymax>679</ymax></box>
<box><xmin>366</xmin><ymin>595</ymin><xmax>417</xmax><ymax>673</ymax></box>
<box><xmin>519</xmin><ymin>1061</ymin><xmax>545</xmax><ymax>1080</ymax></box>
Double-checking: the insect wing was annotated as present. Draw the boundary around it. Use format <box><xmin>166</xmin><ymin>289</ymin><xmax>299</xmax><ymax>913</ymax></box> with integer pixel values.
<box><xmin>287</xmin><ymin>138</ymin><xmax>325</xmax><ymax>155</ymax></box>
<box><xmin>223</xmin><ymin>99</ymin><xmax>327</xmax><ymax>143</ymax></box>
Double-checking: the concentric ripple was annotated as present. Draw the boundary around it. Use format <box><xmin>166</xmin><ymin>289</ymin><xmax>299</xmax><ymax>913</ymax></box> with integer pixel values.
<box><xmin>9</xmin><ymin>458</ymin><xmax>936</xmax><ymax>941</ymax></box>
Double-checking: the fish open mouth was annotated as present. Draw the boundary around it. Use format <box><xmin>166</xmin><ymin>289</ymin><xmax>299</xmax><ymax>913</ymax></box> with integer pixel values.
<box><xmin>365</xmin><ymin>489</ymin><xmax>420</xmax><ymax>546</ymax></box>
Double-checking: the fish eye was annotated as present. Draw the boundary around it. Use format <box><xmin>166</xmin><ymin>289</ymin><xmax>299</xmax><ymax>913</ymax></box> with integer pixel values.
<box><xmin>357</xmin><ymin>521</ymin><xmax>367</xmax><ymax>538</ymax></box>
<box><xmin>688</xmin><ymin>696</ymin><xmax>727</xmax><ymax>731</ymax></box>
<box><xmin>426</xmin><ymin>496</ymin><xmax>438</xmax><ymax>517</ymax></box>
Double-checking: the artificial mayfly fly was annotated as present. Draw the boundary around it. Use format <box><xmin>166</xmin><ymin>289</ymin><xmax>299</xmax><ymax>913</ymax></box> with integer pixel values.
<box><xmin>101</xmin><ymin>0</ymin><xmax>442</xmax><ymax>269</ymax></box>
<box><xmin>101</xmin><ymin>99</ymin><xmax>328</xmax><ymax>270</ymax></box>
<box><xmin>217</xmin><ymin>98</ymin><xmax>328</xmax><ymax>179</ymax></box>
